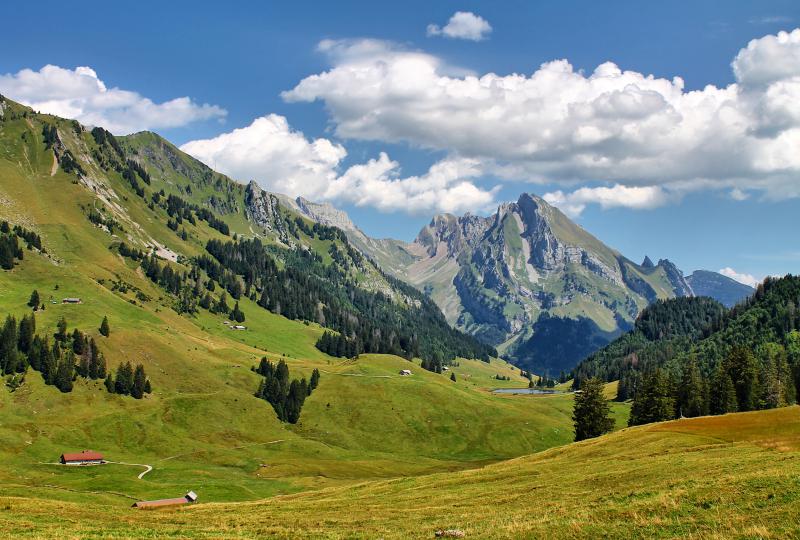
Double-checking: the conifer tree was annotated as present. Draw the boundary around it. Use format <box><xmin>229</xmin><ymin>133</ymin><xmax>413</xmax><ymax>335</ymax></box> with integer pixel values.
<box><xmin>628</xmin><ymin>369</ymin><xmax>675</xmax><ymax>426</ymax></box>
<box><xmin>78</xmin><ymin>353</ymin><xmax>89</xmax><ymax>378</ymax></box>
<box><xmin>28</xmin><ymin>289</ymin><xmax>40</xmax><ymax>309</ymax></box>
<box><xmin>18</xmin><ymin>314</ymin><xmax>35</xmax><ymax>354</ymax></box>
<box><xmin>114</xmin><ymin>361</ymin><xmax>133</xmax><ymax>394</ymax></box>
<box><xmin>1</xmin><ymin>315</ymin><xmax>19</xmax><ymax>374</ymax></box>
<box><xmin>99</xmin><ymin>316</ymin><xmax>110</xmax><ymax>337</ymax></box>
<box><xmin>676</xmin><ymin>359</ymin><xmax>706</xmax><ymax>417</ymax></box>
<box><xmin>709</xmin><ymin>361</ymin><xmax>738</xmax><ymax>414</ymax></box>
<box><xmin>309</xmin><ymin>368</ymin><xmax>320</xmax><ymax>392</ymax></box>
<box><xmin>725</xmin><ymin>346</ymin><xmax>758</xmax><ymax>411</ymax></box>
<box><xmin>104</xmin><ymin>374</ymin><xmax>114</xmax><ymax>393</ymax></box>
<box><xmin>573</xmin><ymin>377</ymin><xmax>615</xmax><ymax>441</ymax></box>
<box><xmin>55</xmin><ymin>352</ymin><xmax>74</xmax><ymax>393</ymax></box>
<box><xmin>450</xmin><ymin>372</ymin><xmax>457</xmax><ymax>382</ymax></box>
<box><xmin>96</xmin><ymin>353</ymin><xmax>107</xmax><ymax>380</ymax></box>
<box><xmin>71</xmin><ymin>329</ymin><xmax>85</xmax><ymax>355</ymax></box>
<box><xmin>230</xmin><ymin>302</ymin><xmax>245</xmax><ymax>323</ymax></box>
<box><xmin>56</xmin><ymin>316</ymin><xmax>68</xmax><ymax>342</ymax></box>
<box><xmin>132</xmin><ymin>364</ymin><xmax>147</xmax><ymax>399</ymax></box>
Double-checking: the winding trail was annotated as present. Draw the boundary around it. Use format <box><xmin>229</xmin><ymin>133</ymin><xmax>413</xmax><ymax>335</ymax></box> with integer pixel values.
<box><xmin>105</xmin><ymin>461</ymin><xmax>153</xmax><ymax>479</ymax></box>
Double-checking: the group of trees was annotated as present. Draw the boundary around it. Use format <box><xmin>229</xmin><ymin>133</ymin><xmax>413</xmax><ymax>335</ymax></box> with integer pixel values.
<box><xmin>105</xmin><ymin>361</ymin><xmax>151</xmax><ymax>398</ymax></box>
<box><xmin>627</xmin><ymin>343</ymin><xmax>796</xmax><ymax>426</ymax></box>
<box><xmin>1</xmin><ymin>309</ymin><xmax>151</xmax><ymax>397</ymax></box>
<box><xmin>315</xmin><ymin>331</ymin><xmax>360</xmax><ymax>359</ymax></box>
<box><xmin>200</xmin><ymin>235</ymin><xmax>495</xmax><ymax>369</ymax></box>
<box><xmin>163</xmin><ymin>193</ymin><xmax>230</xmax><ymax>236</ymax></box>
<box><xmin>571</xmin><ymin>296</ymin><xmax>728</xmax><ymax>387</ymax></box>
<box><xmin>534</xmin><ymin>374</ymin><xmax>557</xmax><ymax>388</ymax></box>
<box><xmin>0</xmin><ymin>313</ymin><xmax>107</xmax><ymax>393</ymax></box>
<box><xmin>1</xmin><ymin>221</ymin><xmax>44</xmax><ymax>270</ymax></box>
<box><xmin>253</xmin><ymin>358</ymin><xmax>320</xmax><ymax>424</ymax></box>
<box><xmin>570</xmin><ymin>276</ymin><xmax>800</xmax><ymax>431</ymax></box>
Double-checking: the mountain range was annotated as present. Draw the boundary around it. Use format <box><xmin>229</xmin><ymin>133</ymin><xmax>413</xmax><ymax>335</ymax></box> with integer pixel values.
<box><xmin>285</xmin><ymin>190</ymin><xmax>753</xmax><ymax>374</ymax></box>
<box><xmin>0</xmin><ymin>94</ymin><xmax>752</xmax><ymax>375</ymax></box>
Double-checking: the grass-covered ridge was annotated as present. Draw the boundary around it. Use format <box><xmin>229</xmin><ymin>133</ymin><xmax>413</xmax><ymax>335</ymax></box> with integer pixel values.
<box><xmin>1</xmin><ymin>407</ymin><xmax>797</xmax><ymax>538</ymax></box>
<box><xmin>0</xmin><ymin>95</ymin><xmax>592</xmax><ymax>516</ymax></box>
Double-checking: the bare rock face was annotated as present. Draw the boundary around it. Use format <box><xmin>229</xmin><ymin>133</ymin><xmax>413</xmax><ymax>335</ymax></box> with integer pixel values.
<box><xmin>244</xmin><ymin>181</ymin><xmax>292</xmax><ymax>244</ymax></box>
<box><xmin>415</xmin><ymin>213</ymin><xmax>492</xmax><ymax>258</ymax></box>
<box><xmin>658</xmin><ymin>258</ymin><xmax>694</xmax><ymax>297</ymax></box>
<box><xmin>295</xmin><ymin>197</ymin><xmax>359</xmax><ymax>233</ymax></box>
<box><xmin>395</xmin><ymin>192</ymin><xmax>695</xmax><ymax>372</ymax></box>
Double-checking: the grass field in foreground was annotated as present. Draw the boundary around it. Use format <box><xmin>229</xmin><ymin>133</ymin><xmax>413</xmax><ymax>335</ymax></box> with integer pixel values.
<box><xmin>1</xmin><ymin>406</ymin><xmax>797</xmax><ymax>539</ymax></box>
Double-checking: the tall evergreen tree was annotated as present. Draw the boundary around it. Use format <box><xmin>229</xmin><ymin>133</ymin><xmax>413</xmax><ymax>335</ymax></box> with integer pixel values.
<box><xmin>18</xmin><ymin>313</ymin><xmax>35</xmax><ymax>354</ymax></box>
<box><xmin>71</xmin><ymin>329</ymin><xmax>85</xmax><ymax>355</ymax></box>
<box><xmin>114</xmin><ymin>361</ymin><xmax>133</xmax><ymax>395</ymax></box>
<box><xmin>573</xmin><ymin>378</ymin><xmax>615</xmax><ymax>441</ymax></box>
<box><xmin>725</xmin><ymin>346</ymin><xmax>758</xmax><ymax>412</ymax></box>
<box><xmin>55</xmin><ymin>352</ymin><xmax>74</xmax><ymax>393</ymax></box>
<box><xmin>676</xmin><ymin>359</ymin><xmax>706</xmax><ymax>418</ymax></box>
<box><xmin>709</xmin><ymin>361</ymin><xmax>738</xmax><ymax>415</ymax></box>
<box><xmin>28</xmin><ymin>289</ymin><xmax>40</xmax><ymax>309</ymax></box>
<box><xmin>99</xmin><ymin>316</ymin><xmax>110</xmax><ymax>337</ymax></box>
<box><xmin>131</xmin><ymin>364</ymin><xmax>147</xmax><ymax>399</ymax></box>
<box><xmin>628</xmin><ymin>369</ymin><xmax>675</xmax><ymax>426</ymax></box>
<box><xmin>55</xmin><ymin>316</ymin><xmax>68</xmax><ymax>342</ymax></box>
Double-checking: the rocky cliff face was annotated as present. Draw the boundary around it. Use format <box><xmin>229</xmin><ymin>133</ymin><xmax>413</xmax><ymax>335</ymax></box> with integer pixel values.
<box><xmin>244</xmin><ymin>181</ymin><xmax>294</xmax><ymax>244</ymax></box>
<box><xmin>390</xmin><ymin>193</ymin><xmax>697</xmax><ymax>373</ymax></box>
<box><xmin>296</xmin><ymin>197</ymin><xmax>360</xmax><ymax>233</ymax></box>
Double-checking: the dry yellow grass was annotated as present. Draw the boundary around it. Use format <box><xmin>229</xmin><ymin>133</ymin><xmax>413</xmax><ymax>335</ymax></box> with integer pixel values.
<box><xmin>1</xmin><ymin>407</ymin><xmax>798</xmax><ymax>539</ymax></box>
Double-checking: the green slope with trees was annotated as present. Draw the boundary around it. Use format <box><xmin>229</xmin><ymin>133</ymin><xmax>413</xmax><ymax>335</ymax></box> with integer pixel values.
<box><xmin>572</xmin><ymin>279</ymin><xmax>800</xmax><ymax>425</ymax></box>
<box><xmin>0</xmin><ymin>94</ymin><xmax>580</xmax><ymax>509</ymax></box>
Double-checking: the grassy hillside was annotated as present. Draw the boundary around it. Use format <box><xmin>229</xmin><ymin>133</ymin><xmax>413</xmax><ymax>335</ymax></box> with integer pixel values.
<box><xmin>0</xmin><ymin>97</ymin><xmax>604</xmax><ymax>517</ymax></box>
<box><xmin>1</xmin><ymin>407</ymin><xmax>797</xmax><ymax>538</ymax></box>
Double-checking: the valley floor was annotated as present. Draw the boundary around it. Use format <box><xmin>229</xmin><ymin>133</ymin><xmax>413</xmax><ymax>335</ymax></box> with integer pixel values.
<box><xmin>1</xmin><ymin>407</ymin><xmax>798</xmax><ymax>539</ymax></box>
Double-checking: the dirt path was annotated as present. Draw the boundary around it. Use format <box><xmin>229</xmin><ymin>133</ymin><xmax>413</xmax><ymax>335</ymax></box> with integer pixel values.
<box><xmin>105</xmin><ymin>461</ymin><xmax>153</xmax><ymax>479</ymax></box>
<box><xmin>50</xmin><ymin>152</ymin><xmax>57</xmax><ymax>176</ymax></box>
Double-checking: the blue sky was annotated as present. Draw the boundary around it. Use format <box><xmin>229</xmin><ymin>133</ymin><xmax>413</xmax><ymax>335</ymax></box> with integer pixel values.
<box><xmin>2</xmin><ymin>0</ymin><xmax>799</xmax><ymax>284</ymax></box>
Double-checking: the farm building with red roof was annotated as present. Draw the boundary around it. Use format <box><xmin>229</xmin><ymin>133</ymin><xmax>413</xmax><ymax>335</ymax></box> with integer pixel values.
<box><xmin>132</xmin><ymin>491</ymin><xmax>198</xmax><ymax>509</ymax></box>
<box><xmin>60</xmin><ymin>450</ymin><xmax>104</xmax><ymax>465</ymax></box>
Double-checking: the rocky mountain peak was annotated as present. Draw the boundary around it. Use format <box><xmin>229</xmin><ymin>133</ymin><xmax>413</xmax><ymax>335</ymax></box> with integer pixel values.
<box><xmin>295</xmin><ymin>196</ymin><xmax>358</xmax><ymax>233</ymax></box>
<box><xmin>415</xmin><ymin>213</ymin><xmax>490</xmax><ymax>258</ymax></box>
<box><xmin>657</xmin><ymin>258</ymin><xmax>694</xmax><ymax>297</ymax></box>
<box><xmin>641</xmin><ymin>255</ymin><xmax>655</xmax><ymax>268</ymax></box>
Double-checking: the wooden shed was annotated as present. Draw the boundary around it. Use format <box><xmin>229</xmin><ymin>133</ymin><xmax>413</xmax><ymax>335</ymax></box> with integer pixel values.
<box><xmin>60</xmin><ymin>450</ymin><xmax>104</xmax><ymax>465</ymax></box>
<box><xmin>133</xmin><ymin>491</ymin><xmax>198</xmax><ymax>509</ymax></box>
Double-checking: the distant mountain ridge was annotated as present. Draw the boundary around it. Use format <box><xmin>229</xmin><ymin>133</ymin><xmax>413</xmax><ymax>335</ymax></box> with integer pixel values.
<box><xmin>686</xmin><ymin>270</ymin><xmax>754</xmax><ymax>308</ymax></box>
<box><xmin>290</xmin><ymin>192</ymin><xmax>755</xmax><ymax>374</ymax></box>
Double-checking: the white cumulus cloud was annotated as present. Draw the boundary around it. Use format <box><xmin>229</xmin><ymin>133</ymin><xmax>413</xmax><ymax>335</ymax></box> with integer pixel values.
<box><xmin>427</xmin><ymin>11</ymin><xmax>492</xmax><ymax>41</ymax></box>
<box><xmin>718</xmin><ymin>267</ymin><xmax>761</xmax><ymax>287</ymax></box>
<box><xmin>543</xmin><ymin>185</ymin><xmax>672</xmax><ymax>217</ymax></box>
<box><xmin>180</xmin><ymin>116</ymin><xmax>497</xmax><ymax>215</ymax></box>
<box><xmin>284</xmin><ymin>29</ymin><xmax>800</xmax><ymax>203</ymax></box>
<box><xmin>0</xmin><ymin>65</ymin><xmax>226</xmax><ymax>135</ymax></box>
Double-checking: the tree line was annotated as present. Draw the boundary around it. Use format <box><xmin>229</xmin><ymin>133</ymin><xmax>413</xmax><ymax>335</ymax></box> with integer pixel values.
<box><xmin>114</xmin><ymin>190</ymin><xmax>493</xmax><ymax>371</ymax></box>
<box><xmin>0</xmin><ymin>310</ymin><xmax>151</xmax><ymax>398</ymax></box>
<box><xmin>1</xmin><ymin>221</ymin><xmax>44</xmax><ymax>270</ymax></box>
<box><xmin>200</xmin><ymin>235</ymin><xmax>495</xmax><ymax>369</ymax></box>
<box><xmin>627</xmin><ymin>343</ymin><xmax>795</xmax><ymax>426</ymax></box>
<box><xmin>253</xmin><ymin>357</ymin><xmax>320</xmax><ymax>424</ymax></box>
<box><xmin>571</xmin><ymin>276</ymin><xmax>800</xmax><ymax>430</ymax></box>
